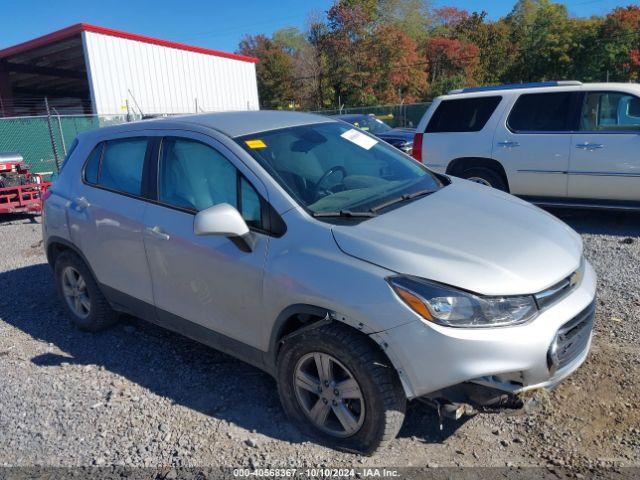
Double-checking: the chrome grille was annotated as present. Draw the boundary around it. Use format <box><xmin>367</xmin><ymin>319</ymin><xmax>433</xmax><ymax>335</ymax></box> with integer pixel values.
<box><xmin>535</xmin><ymin>258</ymin><xmax>585</xmax><ymax>309</ymax></box>
<box><xmin>556</xmin><ymin>301</ymin><xmax>595</xmax><ymax>370</ymax></box>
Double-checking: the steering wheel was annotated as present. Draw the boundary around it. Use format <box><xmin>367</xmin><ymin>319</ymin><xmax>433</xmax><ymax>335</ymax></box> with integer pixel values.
<box><xmin>312</xmin><ymin>165</ymin><xmax>347</xmax><ymax>196</ymax></box>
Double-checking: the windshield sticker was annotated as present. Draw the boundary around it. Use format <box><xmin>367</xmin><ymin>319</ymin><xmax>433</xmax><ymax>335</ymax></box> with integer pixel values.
<box><xmin>340</xmin><ymin>129</ymin><xmax>378</xmax><ymax>150</ymax></box>
<box><xmin>245</xmin><ymin>139</ymin><xmax>267</xmax><ymax>149</ymax></box>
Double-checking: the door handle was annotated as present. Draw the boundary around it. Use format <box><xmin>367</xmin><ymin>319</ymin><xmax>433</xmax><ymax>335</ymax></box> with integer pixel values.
<box><xmin>146</xmin><ymin>225</ymin><xmax>170</xmax><ymax>241</ymax></box>
<box><xmin>497</xmin><ymin>141</ymin><xmax>520</xmax><ymax>148</ymax></box>
<box><xmin>575</xmin><ymin>142</ymin><xmax>604</xmax><ymax>151</ymax></box>
<box><xmin>73</xmin><ymin>196</ymin><xmax>90</xmax><ymax>211</ymax></box>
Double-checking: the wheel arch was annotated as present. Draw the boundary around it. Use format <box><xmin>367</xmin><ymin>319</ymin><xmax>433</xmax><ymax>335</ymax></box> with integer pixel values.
<box><xmin>446</xmin><ymin>157</ymin><xmax>510</xmax><ymax>192</ymax></box>
<box><xmin>266</xmin><ymin>304</ymin><xmax>413</xmax><ymax>397</ymax></box>
<box><xmin>47</xmin><ymin>236</ymin><xmax>79</xmax><ymax>267</ymax></box>
<box><xmin>46</xmin><ymin>237</ymin><xmax>99</xmax><ymax>281</ymax></box>
<box><xmin>267</xmin><ymin>304</ymin><xmax>333</xmax><ymax>368</ymax></box>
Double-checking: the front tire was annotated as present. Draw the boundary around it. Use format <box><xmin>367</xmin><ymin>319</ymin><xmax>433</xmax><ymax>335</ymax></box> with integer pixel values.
<box><xmin>276</xmin><ymin>323</ymin><xmax>406</xmax><ymax>454</ymax></box>
<box><xmin>54</xmin><ymin>251</ymin><xmax>118</xmax><ymax>332</ymax></box>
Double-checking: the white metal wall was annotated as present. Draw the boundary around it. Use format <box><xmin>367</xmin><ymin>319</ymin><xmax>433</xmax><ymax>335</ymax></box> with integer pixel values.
<box><xmin>82</xmin><ymin>31</ymin><xmax>259</xmax><ymax>115</ymax></box>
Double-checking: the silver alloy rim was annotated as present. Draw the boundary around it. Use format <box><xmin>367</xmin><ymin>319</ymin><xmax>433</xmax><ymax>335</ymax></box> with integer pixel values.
<box><xmin>61</xmin><ymin>266</ymin><xmax>91</xmax><ymax>319</ymax></box>
<box><xmin>293</xmin><ymin>352</ymin><xmax>365</xmax><ymax>438</ymax></box>
<box><xmin>467</xmin><ymin>176</ymin><xmax>492</xmax><ymax>187</ymax></box>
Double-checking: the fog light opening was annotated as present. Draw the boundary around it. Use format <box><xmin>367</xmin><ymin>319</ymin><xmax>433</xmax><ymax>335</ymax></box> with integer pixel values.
<box><xmin>547</xmin><ymin>335</ymin><xmax>560</xmax><ymax>376</ymax></box>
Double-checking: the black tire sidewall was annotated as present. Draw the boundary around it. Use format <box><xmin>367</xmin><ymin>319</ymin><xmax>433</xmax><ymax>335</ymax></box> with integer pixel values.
<box><xmin>54</xmin><ymin>252</ymin><xmax>115</xmax><ymax>331</ymax></box>
<box><xmin>461</xmin><ymin>167</ymin><xmax>507</xmax><ymax>191</ymax></box>
<box><xmin>277</xmin><ymin>328</ymin><xmax>403</xmax><ymax>454</ymax></box>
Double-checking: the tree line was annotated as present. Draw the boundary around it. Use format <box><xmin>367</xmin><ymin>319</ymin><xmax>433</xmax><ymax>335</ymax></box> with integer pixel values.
<box><xmin>236</xmin><ymin>0</ymin><xmax>640</xmax><ymax>110</ymax></box>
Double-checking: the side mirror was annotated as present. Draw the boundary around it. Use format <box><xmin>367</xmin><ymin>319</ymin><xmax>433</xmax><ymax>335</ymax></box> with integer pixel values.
<box><xmin>193</xmin><ymin>203</ymin><xmax>255</xmax><ymax>252</ymax></box>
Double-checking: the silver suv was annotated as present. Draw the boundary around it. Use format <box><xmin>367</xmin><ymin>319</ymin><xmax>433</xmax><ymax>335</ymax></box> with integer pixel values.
<box><xmin>43</xmin><ymin>111</ymin><xmax>596</xmax><ymax>453</ymax></box>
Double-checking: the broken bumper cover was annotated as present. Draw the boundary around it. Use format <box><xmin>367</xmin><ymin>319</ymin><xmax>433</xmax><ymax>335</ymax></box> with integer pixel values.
<box><xmin>379</xmin><ymin>261</ymin><xmax>597</xmax><ymax>400</ymax></box>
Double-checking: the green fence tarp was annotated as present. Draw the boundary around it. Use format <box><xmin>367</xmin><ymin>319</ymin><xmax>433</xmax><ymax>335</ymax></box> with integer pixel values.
<box><xmin>0</xmin><ymin>105</ymin><xmax>430</xmax><ymax>175</ymax></box>
<box><xmin>0</xmin><ymin>115</ymin><xmax>128</xmax><ymax>174</ymax></box>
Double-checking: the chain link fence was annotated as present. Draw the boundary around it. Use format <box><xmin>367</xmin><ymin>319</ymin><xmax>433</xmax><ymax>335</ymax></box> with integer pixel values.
<box><xmin>0</xmin><ymin>103</ymin><xmax>431</xmax><ymax>177</ymax></box>
<box><xmin>313</xmin><ymin>102</ymin><xmax>432</xmax><ymax>128</ymax></box>
<box><xmin>0</xmin><ymin>114</ymin><xmax>132</xmax><ymax>176</ymax></box>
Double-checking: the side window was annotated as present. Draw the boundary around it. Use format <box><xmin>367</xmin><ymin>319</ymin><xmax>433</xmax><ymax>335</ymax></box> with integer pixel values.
<box><xmin>159</xmin><ymin>138</ymin><xmax>237</xmax><ymax>211</ymax></box>
<box><xmin>99</xmin><ymin>139</ymin><xmax>147</xmax><ymax>195</ymax></box>
<box><xmin>426</xmin><ymin>96</ymin><xmax>502</xmax><ymax>133</ymax></box>
<box><xmin>580</xmin><ymin>92</ymin><xmax>640</xmax><ymax>131</ymax></box>
<box><xmin>159</xmin><ymin>138</ymin><xmax>265</xmax><ymax>228</ymax></box>
<box><xmin>508</xmin><ymin>92</ymin><xmax>581</xmax><ymax>132</ymax></box>
<box><xmin>240</xmin><ymin>177</ymin><xmax>262</xmax><ymax>228</ymax></box>
<box><xmin>83</xmin><ymin>143</ymin><xmax>102</xmax><ymax>184</ymax></box>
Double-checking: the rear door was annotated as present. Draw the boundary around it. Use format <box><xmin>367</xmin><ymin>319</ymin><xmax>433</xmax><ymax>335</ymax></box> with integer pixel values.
<box><xmin>568</xmin><ymin>91</ymin><xmax>640</xmax><ymax>201</ymax></box>
<box><xmin>493</xmin><ymin>91</ymin><xmax>583</xmax><ymax>197</ymax></box>
<box><xmin>68</xmin><ymin>136</ymin><xmax>154</xmax><ymax>305</ymax></box>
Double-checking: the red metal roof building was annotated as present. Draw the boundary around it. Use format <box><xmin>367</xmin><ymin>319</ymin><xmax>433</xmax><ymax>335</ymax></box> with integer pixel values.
<box><xmin>0</xmin><ymin>24</ymin><xmax>259</xmax><ymax>117</ymax></box>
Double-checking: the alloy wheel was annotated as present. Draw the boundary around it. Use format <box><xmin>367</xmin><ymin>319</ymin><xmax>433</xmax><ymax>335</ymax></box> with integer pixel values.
<box><xmin>61</xmin><ymin>266</ymin><xmax>91</xmax><ymax>319</ymax></box>
<box><xmin>293</xmin><ymin>352</ymin><xmax>365</xmax><ymax>438</ymax></box>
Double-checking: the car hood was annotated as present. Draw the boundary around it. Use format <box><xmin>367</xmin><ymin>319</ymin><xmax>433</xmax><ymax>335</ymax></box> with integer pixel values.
<box><xmin>377</xmin><ymin>128</ymin><xmax>415</xmax><ymax>143</ymax></box>
<box><xmin>331</xmin><ymin>179</ymin><xmax>582</xmax><ymax>296</ymax></box>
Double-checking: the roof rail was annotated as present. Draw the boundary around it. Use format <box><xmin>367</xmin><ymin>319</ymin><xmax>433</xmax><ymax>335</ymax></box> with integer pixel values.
<box><xmin>448</xmin><ymin>81</ymin><xmax>583</xmax><ymax>95</ymax></box>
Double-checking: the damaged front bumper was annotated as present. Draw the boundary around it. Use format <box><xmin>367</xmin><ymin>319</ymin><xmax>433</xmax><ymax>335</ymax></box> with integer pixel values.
<box><xmin>373</xmin><ymin>260</ymin><xmax>597</xmax><ymax>401</ymax></box>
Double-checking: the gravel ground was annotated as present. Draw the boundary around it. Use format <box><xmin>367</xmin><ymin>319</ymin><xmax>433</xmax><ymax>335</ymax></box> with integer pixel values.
<box><xmin>0</xmin><ymin>210</ymin><xmax>638</xmax><ymax>474</ymax></box>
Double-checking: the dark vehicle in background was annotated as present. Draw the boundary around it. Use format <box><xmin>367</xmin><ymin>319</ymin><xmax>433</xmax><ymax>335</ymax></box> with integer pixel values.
<box><xmin>334</xmin><ymin>114</ymin><xmax>415</xmax><ymax>154</ymax></box>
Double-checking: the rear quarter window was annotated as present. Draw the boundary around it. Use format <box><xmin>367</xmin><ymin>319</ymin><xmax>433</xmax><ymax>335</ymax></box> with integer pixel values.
<box><xmin>83</xmin><ymin>144</ymin><xmax>103</xmax><ymax>184</ymax></box>
<box><xmin>60</xmin><ymin>138</ymin><xmax>79</xmax><ymax>171</ymax></box>
<box><xmin>426</xmin><ymin>96</ymin><xmax>502</xmax><ymax>133</ymax></box>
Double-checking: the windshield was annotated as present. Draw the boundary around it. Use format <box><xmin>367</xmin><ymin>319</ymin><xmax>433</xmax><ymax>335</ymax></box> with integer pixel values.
<box><xmin>237</xmin><ymin>122</ymin><xmax>443</xmax><ymax>215</ymax></box>
<box><xmin>349</xmin><ymin>115</ymin><xmax>392</xmax><ymax>134</ymax></box>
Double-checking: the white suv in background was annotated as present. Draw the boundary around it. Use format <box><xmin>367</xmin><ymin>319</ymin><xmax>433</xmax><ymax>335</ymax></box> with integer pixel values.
<box><xmin>413</xmin><ymin>81</ymin><xmax>640</xmax><ymax>209</ymax></box>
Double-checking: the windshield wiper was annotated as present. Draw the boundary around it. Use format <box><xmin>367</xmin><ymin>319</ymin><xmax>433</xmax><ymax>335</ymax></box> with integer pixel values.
<box><xmin>312</xmin><ymin>210</ymin><xmax>377</xmax><ymax>218</ymax></box>
<box><xmin>369</xmin><ymin>189</ymin><xmax>436</xmax><ymax>213</ymax></box>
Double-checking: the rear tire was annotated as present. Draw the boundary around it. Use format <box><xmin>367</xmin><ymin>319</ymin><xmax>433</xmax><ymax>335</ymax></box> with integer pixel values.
<box><xmin>460</xmin><ymin>166</ymin><xmax>507</xmax><ymax>191</ymax></box>
<box><xmin>54</xmin><ymin>251</ymin><xmax>118</xmax><ymax>332</ymax></box>
<box><xmin>276</xmin><ymin>323</ymin><xmax>406</xmax><ymax>454</ymax></box>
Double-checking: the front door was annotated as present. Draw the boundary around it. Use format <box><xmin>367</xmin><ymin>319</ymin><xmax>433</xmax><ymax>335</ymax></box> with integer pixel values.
<box><xmin>568</xmin><ymin>91</ymin><xmax>640</xmax><ymax>201</ymax></box>
<box><xmin>493</xmin><ymin>91</ymin><xmax>582</xmax><ymax>198</ymax></box>
<box><xmin>142</xmin><ymin>133</ymin><xmax>270</xmax><ymax>349</ymax></box>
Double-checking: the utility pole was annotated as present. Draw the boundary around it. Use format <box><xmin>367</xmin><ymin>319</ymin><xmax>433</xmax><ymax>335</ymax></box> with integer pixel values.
<box><xmin>52</xmin><ymin>108</ymin><xmax>67</xmax><ymax>156</ymax></box>
<box><xmin>45</xmin><ymin>98</ymin><xmax>61</xmax><ymax>171</ymax></box>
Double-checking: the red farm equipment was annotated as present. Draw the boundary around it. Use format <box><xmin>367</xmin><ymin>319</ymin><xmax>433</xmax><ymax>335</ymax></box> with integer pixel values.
<box><xmin>0</xmin><ymin>153</ymin><xmax>52</xmax><ymax>215</ymax></box>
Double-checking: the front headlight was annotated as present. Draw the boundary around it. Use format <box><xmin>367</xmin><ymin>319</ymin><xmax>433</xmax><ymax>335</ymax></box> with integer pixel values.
<box><xmin>388</xmin><ymin>276</ymin><xmax>538</xmax><ymax>328</ymax></box>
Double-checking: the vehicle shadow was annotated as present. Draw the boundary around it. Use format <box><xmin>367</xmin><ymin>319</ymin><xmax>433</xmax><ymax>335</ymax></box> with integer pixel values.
<box><xmin>0</xmin><ymin>262</ymin><xmax>461</xmax><ymax>450</ymax></box>
<box><xmin>0</xmin><ymin>213</ymin><xmax>39</xmax><ymax>225</ymax></box>
<box><xmin>545</xmin><ymin>208</ymin><xmax>640</xmax><ymax>238</ymax></box>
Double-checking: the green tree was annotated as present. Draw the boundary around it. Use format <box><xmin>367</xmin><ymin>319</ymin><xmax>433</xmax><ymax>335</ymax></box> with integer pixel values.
<box><xmin>567</xmin><ymin>16</ymin><xmax>604</xmax><ymax>82</ymax></box>
<box><xmin>598</xmin><ymin>6</ymin><xmax>640</xmax><ymax>81</ymax></box>
<box><xmin>378</xmin><ymin>0</ymin><xmax>433</xmax><ymax>42</ymax></box>
<box><xmin>371</xmin><ymin>24</ymin><xmax>428</xmax><ymax>102</ymax></box>
<box><xmin>237</xmin><ymin>34</ymin><xmax>295</xmax><ymax>109</ymax></box>
<box><xmin>238</xmin><ymin>1</ymin><xmax>640</xmax><ymax>110</ymax></box>
<box><xmin>324</xmin><ymin>0</ymin><xmax>380</xmax><ymax>107</ymax></box>
<box><xmin>424</xmin><ymin>37</ymin><xmax>480</xmax><ymax>95</ymax></box>
<box><xmin>505</xmin><ymin>0</ymin><xmax>578</xmax><ymax>81</ymax></box>
<box><xmin>453</xmin><ymin>12</ymin><xmax>514</xmax><ymax>85</ymax></box>
<box><xmin>273</xmin><ymin>27</ymin><xmax>308</xmax><ymax>54</ymax></box>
